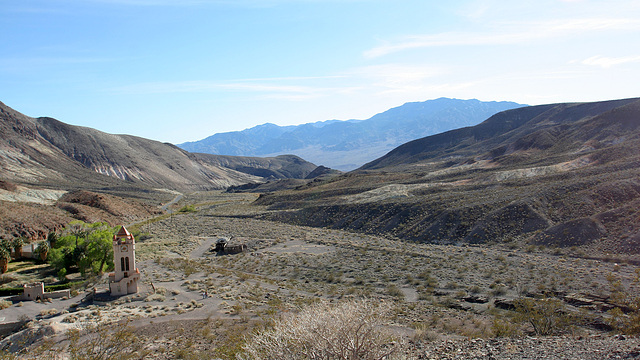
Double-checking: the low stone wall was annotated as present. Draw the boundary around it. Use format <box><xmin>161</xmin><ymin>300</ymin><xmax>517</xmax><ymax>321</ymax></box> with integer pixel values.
<box><xmin>46</xmin><ymin>289</ymin><xmax>70</xmax><ymax>300</ymax></box>
<box><xmin>10</xmin><ymin>286</ymin><xmax>70</xmax><ymax>302</ymax></box>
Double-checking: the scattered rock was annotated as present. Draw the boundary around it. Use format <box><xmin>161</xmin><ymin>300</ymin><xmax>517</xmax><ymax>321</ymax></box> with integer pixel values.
<box><xmin>463</xmin><ymin>295</ymin><xmax>489</xmax><ymax>304</ymax></box>
<box><xmin>493</xmin><ymin>298</ymin><xmax>515</xmax><ymax>310</ymax></box>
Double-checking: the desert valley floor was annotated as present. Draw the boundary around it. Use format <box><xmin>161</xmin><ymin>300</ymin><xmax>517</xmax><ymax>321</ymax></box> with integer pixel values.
<box><xmin>1</xmin><ymin>191</ymin><xmax>639</xmax><ymax>359</ymax></box>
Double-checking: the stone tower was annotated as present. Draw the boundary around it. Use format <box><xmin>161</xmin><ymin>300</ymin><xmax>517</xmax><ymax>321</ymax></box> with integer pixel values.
<box><xmin>109</xmin><ymin>226</ymin><xmax>140</xmax><ymax>296</ymax></box>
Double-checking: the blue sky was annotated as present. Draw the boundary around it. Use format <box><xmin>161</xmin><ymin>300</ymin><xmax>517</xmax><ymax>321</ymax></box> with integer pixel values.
<box><xmin>2</xmin><ymin>0</ymin><xmax>639</xmax><ymax>144</ymax></box>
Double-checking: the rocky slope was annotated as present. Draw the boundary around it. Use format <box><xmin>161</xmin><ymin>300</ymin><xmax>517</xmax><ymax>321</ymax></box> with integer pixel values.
<box><xmin>193</xmin><ymin>153</ymin><xmax>330</xmax><ymax>180</ymax></box>
<box><xmin>1</xmin><ymin>101</ymin><xmax>330</xmax><ymax>194</ymax></box>
<box><xmin>0</xmin><ymin>188</ymin><xmax>161</xmax><ymax>239</ymax></box>
<box><xmin>0</xmin><ymin>101</ymin><xmax>265</xmax><ymax>191</ymax></box>
<box><xmin>34</xmin><ymin>116</ymin><xmax>261</xmax><ymax>191</ymax></box>
<box><xmin>254</xmin><ymin>98</ymin><xmax>640</xmax><ymax>254</ymax></box>
<box><xmin>0</xmin><ymin>100</ymin><xmax>329</xmax><ymax>239</ymax></box>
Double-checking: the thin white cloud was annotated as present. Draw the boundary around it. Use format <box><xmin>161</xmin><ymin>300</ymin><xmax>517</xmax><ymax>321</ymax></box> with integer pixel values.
<box><xmin>349</xmin><ymin>64</ymin><xmax>444</xmax><ymax>82</ymax></box>
<box><xmin>345</xmin><ymin>64</ymin><xmax>446</xmax><ymax>95</ymax></box>
<box><xmin>113</xmin><ymin>80</ymin><xmax>313</xmax><ymax>94</ymax></box>
<box><xmin>89</xmin><ymin>0</ymin><xmax>362</xmax><ymax>6</ymax></box>
<box><xmin>111</xmin><ymin>76</ymin><xmax>352</xmax><ymax>102</ymax></box>
<box><xmin>111</xmin><ymin>64</ymin><xmax>447</xmax><ymax>100</ymax></box>
<box><xmin>581</xmin><ymin>55</ymin><xmax>640</xmax><ymax>68</ymax></box>
<box><xmin>232</xmin><ymin>75</ymin><xmax>347</xmax><ymax>82</ymax></box>
<box><xmin>365</xmin><ymin>18</ymin><xmax>640</xmax><ymax>58</ymax></box>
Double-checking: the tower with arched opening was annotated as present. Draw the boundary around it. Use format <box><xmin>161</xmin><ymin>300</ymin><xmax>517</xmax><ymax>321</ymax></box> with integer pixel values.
<box><xmin>109</xmin><ymin>226</ymin><xmax>140</xmax><ymax>296</ymax></box>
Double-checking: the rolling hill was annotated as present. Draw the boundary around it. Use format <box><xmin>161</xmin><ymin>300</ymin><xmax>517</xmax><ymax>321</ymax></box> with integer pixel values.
<box><xmin>0</xmin><ymin>101</ymin><xmax>327</xmax><ymax>192</ymax></box>
<box><xmin>0</xmin><ymin>101</ymin><xmax>325</xmax><ymax>239</ymax></box>
<box><xmin>253</xmin><ymin>98</ymin><xmax>640</xmax><ymax>254</ymax></box>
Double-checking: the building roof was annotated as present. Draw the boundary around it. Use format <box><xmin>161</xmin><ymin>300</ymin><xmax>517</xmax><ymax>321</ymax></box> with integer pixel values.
<box><xmin>114</xmin><ymin>226</ymin><xmax>135</xmax><ymax>242</ymax></box>
<box><xmin>116</xmin><ymin>226</ymin><xmax>131</xmax><ymax>237</ymax></box>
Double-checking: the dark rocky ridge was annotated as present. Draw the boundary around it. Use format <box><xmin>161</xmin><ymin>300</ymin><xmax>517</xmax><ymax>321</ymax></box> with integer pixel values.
<box><xmin>193</xmin><ymin>153</ymin><xmax>325</xmax><ymax>180</ymax></box>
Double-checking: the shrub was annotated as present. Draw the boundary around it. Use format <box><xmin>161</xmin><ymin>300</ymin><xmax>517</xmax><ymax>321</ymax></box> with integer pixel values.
<box><xmin>240</xmin><ymin>299</ymin><xmax>403</xmax><ymax>360</ymax></box>
<box><xmin>144</xmin><ymin>293</ymin><xmax>166</xmax><ymax>302</ymax></box>
<box><xmin>65</xmin><ymin>320</ymin><xmax>147</xmax><ymax>359</ymax></box>
<box><xmin>445</xmin><ymin>281</ymin><xmax>458</xmax><ymax>289</ymax></box>
<box><xmin>412</xmin><ymin>322</ymin><xmax>439</xmax><ymax>342</ymax></box>
<box><xmin>57</xmin><ymin>268</ymin><xmax>67</xmax><ymax>281</ymax></box>
<box><xmin>513</xmin><ymin>297</ymin><xmax>570</xmax><ymax>335</ymax></box>
<box><xmin>178</xmin><ymin>205</ymin><xmax>197</xmax><ymax>213</ymax></box>
<box><xmin>45</xmin><ymin>281</ymin><xmax>83</xmax><ymax>292</ymax></box>
<box><xmin>490</xmin><ymin>285</ymin><xmax>507</xmax><ymax>297</ymax></box>
<box><xmin>0</xmin><ymin>287</ymin><xmax>23</xmax><ymax>296</ymax></box>
<box><xmin>491</xmin><ymin>318</ymin><xmax>520</xmax><ymax>337</ymax></box>
<box><xmin>468</xmin><ymin>285</ymin><xmax>481</xmax><ymax>294</ymax></box>
<box><xmin>386</xmin><ymin>284</ymin><xmax>404</xmax><ymax>298</ymax></box>
<box><xmin>606</xmin><ymin>271</ymin><xmax>640</xmax><ymax>334</ymax></box>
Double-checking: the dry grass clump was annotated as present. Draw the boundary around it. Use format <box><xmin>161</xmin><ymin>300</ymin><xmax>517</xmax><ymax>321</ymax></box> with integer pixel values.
<box><xmin>0</xmin><ymin>299</ymin><xmax>11</xmax><ymax>310</ymax></box>
<box><xmin>606</xmin><ymin>270</ymin><xmax>640</xmax><ymax>334</ymax></box>
<box><xmin>144</xmin><ymin>293</ymin><xmax>165</xmax><ymax>302</ymax></box>
<box><xmin>64</xmin><ymin>321</ymin><xmax>147</xmax><ymax>360</ymax></box>
<box><xmin>240</xmin><ymin>299</ymin><xmax>403</xmax><ymax>360</ymax></box>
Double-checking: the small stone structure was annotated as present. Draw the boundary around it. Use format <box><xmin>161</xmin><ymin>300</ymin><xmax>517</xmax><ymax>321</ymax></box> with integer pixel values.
<box><xmin>214</xmin><ymin>238</ymin><xmax>228</xmax><ymax>252</ymax></box>
<box><xmin>108</xmin><ymin>226</ymin><xmax>140</xmax><ymax>296</ymax></box>
<box><xmin>17</xmin><ymin>282</ymin><xmax>70</xmax><ymax>301</ymax></box>
<box><xmin>21</xmin><ymin>283</ymin><xmax>44</xmax><ymax>301</ymax></box>
<box><xmin>213</xmin><ymin>237</ymin><xmax>247</xmax><ymax>255</ymax></box>
<box><xmin>11</xmin><ymin>243</ymin><xmax>39</xmax><ymax>260</ymax></box>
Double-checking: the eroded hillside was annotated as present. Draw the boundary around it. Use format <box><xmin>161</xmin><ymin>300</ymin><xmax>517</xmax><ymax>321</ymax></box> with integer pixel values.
<box><xmin>255</xmin><ymin>98</ymin><xmax>640</xmax><ymax>255</ymax></box>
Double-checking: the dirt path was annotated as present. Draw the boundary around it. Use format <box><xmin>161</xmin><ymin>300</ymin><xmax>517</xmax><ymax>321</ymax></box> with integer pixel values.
<box><xmin>161</xmin><ymin>193</ymin><xmax>183</xmax><ymax>213</ymax></box>
<box><xmin>189</xmin><ymin>237</ymin><xmax>217</xmax><ymax>259</ymax></box>
<box><xmin>401</xmin><ymin>286</ymin><xmax>418</xmax><ymax>302</ymax></box>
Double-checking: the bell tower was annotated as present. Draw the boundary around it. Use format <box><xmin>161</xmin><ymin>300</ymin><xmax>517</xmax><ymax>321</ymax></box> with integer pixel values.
<box><xmin>109</xmin><ymin>226</ymin><xmax>140</xmax><ymax>296</ymax></box>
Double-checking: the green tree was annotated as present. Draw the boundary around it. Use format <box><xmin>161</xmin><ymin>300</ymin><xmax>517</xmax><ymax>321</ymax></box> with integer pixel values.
<box><xmin>12</xmin><ymin>237</ymin><xmax>25</xmax><ymax>259</ymax></box>
<box><xmin>47</xmin><ymin>232</ymin><xmax>59</xmax><ymax>248</ymax></box>
<box><xmin>49</xmin><ymin>221</ymin><xmax>115</xmax><ymax>275</ymax></box>
<box><xmin>0</xmin><ymin>247</ymin><xmax>10</xmax><ymax>273</ymax></box>
<box><xmin>35</xmin><ymin>241</ymin><xmax>50</xmax><ymax>262</ymax></box>
<box><xmin>83</xmin><ymin>227</ymin><xmax>114</xmax><ymax>275</ymax></box>
<box><xmin>48</xmin><ymin>246</ymin><xmax>74</xmax><ymax>273</ymax></box>
<box><xmin>0</xmin><ymin>239</ymin><xmax>12</xmax><ymax>254</ymax></box>
<box><xmin>66</xmin><ymin>220</ymin><xmax>90</xmax><ymax>248</ymax></box>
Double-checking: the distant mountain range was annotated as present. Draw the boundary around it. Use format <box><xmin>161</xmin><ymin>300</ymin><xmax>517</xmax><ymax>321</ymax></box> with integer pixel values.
<box><xmin>178</xmin><ymin>98</ymin><xmax>526</xmax><ymax>171</ymax></box>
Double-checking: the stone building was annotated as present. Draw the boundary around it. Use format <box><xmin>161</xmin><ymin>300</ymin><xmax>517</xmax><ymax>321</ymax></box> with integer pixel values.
<box><xmin>20</xmin><ymin>283</ymin><xmax>45</xmax><ymax>301</ymax></box>
<box><xmin>17</xmin><ymin>282</ymin><xmax>70</xmax><ymax>301</ymax></box>
<box><xmin>109</xmin><ymin>226</ymin><xmax>140</xmax><ymax>296</ymax></box>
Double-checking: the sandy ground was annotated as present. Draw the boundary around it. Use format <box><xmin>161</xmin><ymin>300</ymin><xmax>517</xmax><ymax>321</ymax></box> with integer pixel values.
<box><xmin>0</xmin><ymin>234</ymin><xmax>337</xmax><ymax>350</ymax></box>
